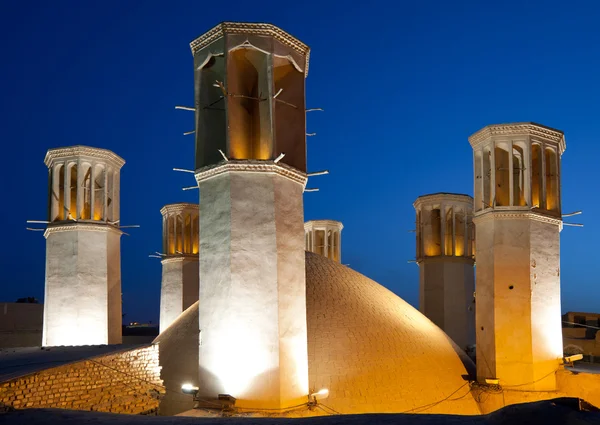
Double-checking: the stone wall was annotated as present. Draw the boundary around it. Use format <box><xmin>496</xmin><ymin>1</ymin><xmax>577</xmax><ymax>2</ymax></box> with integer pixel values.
<box><xmin>0</xmin><ymin>345</ymin><xmax>164</xmax><ymax>414</ymax></box>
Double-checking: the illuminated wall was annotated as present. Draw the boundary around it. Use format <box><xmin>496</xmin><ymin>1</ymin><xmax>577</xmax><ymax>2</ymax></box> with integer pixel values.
<box><xmin>304</xmin><ymin>220</ymin><xmax>343</xmax><ymax>263</ymax></box>
<box><xmin>191</xmin><ymin>23</ymin><xmax>310</xmax><ymax>409</ymax></box>
<box><xmin>43</xmin><ymin>146</ymin><xmax>125</xmax><ymax>347</ymax></box>
<box><xmin>159</xmin><ymin>203</ymin><xmax>199</xmax><ymax>333</ymax></box>
<box><xmin>468</xmin><ymin>122</ymin><xmax>565</xmax><ymax>390</ymax></box>
<box><xmin>414</xmin><ymin>193</ymin><xmax>475</xmax><ymax>350</ymax></box>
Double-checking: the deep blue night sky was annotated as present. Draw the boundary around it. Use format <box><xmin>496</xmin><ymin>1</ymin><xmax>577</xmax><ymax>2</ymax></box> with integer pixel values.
<box><xmin>1</xmin><ymin>1</ymin><xmax>599</xmax><ymax>324</ymax></box>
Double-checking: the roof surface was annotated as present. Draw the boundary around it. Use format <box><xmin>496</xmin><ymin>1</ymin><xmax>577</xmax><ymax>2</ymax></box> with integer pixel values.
<box><xmin>155</xmin><ymin>252</ymin><xmax>479</xmax><ymax>415</ymax></box>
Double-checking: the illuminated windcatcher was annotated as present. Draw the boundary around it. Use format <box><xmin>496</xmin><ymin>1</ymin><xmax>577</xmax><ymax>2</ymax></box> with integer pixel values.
<box><xmin>304</xmin><ymin>220</ymin><xmax>343</xmax><ymax>263</ymax></box>
<box><xmin>191</xmin><ymin>22</ymin><xmax>310</xmax><ymax>172</ymax></box>
<box><xmin>413</xmin><ymin>193</ymin><xmax>474</xmax><ymax>260</ymax></box>
<box><xmin>42</xmin><ymin>146</ymin><xmax>125</xmax><ymax>347</ymax></box>
<box><xmin>413</xmin><ymin>193</ymin><xmax>475</xmax><ymax>351</ymax></box>
<box><xmin>468</xmin><ymin>122</ymin><xmax>565</xmax><ymax>391</ymax></box>
<box><xmin>159</xmin><ymin>203</ymin><xmax>199</xmax><ymax>334</ymax></box>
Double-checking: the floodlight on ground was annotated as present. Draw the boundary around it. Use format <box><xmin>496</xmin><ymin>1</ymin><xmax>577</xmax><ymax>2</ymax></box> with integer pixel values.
<box><xmin>564</xmin><ymin>354</ymin><xmax>584</xmax><ymax>365</ymax></box>
<box><xmin>181</xmin><ymin>383</ymin><xmax>199</xmax><ymax>395</ymax></box>
<box><xmin>484</xmin><ymin>378</ymin><xmax>499</xmax><ymax>385</ymax></box>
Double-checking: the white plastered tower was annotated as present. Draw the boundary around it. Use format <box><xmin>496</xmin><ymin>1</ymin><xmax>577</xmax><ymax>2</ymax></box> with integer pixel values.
<box><xmin>469</xmin><ymin>122</ymin><xmax>565</xmax><ymax>391</ymax></box>
<box><xmin>304</xmin><ymin>220</ymin><xmax>343</xmax><ymax>263</ymax></box>
<box><xmin>414</xmin><ymin>193</ymin><xmax>475</xmax><ymax>351</ymax></box>
<box><xmin>43</xmin><ymin>146</ymin><xmax>125</xmax><ymax>346</ymax></box>
<box><xmin>191</xmin><ymin>22</ymin><xmax>310</xmax><ymax>409</ymax></box>
<box><xmin>159</xmin><ymin>203</ymin><xmax>199</xmax><ymax>333</ymax></box>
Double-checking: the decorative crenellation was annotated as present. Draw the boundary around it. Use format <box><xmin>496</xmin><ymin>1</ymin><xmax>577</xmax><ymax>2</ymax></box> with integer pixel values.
<box><xmin>413</xmin><ymin>193</ymin><xmax>474</xmax><ymax>261</ymax></box>
<box><xmin>0</xmin><ymin>345</ymin><xmax>164</xmax><ymax>414</ymax></box>
<box><xmin>43</xmin><ymin>223</ymin><xmax>122</xmax><ymax>239</ymax></box>
<box><xmin>160</xmin><ymin>203</ymin><xmax>199</xmax><ymax>257</ymax></box>
<box><xmin>190</xmin><ymin>22</ymin><xmax>310</xmax><ymax>75</ymax></box>
<box><xmin>195</xmin><ymin>160</ymin><xmax>308</xmax><ymax>187</ymax></box>
<box><xmin>468</xmin><ymin>122</ymin><xmax>566</xmax><ymax>153</ymax></box>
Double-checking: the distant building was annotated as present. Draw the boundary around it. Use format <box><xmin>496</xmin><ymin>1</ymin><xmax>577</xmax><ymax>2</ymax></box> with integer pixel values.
<box><xmin>563</xmin><ymin>312</ymin><xmax>600</xmax><ymax>362</ymax></box>
<box><xmin>0</xmin><ymin>302</ymin><xmax>43</xmax><ymax>348</ymax></box>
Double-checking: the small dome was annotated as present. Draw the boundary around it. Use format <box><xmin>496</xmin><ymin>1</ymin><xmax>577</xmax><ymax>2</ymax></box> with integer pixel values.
<box><xmin>155</xmin><ymin>252</ymin><xmax>479</xmax><ymax>415</ymax></box>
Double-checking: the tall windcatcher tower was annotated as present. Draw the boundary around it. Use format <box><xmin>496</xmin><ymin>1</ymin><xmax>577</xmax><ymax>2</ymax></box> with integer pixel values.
<box><xmin>191</xmin><ymin>22</ymin><xmax>310</xmax><ymax>408</ymax></box>
<box><xmin>43</xmin><ymin>146</ymin><xmax>125</xmax><ymax>346</ymax></box>
<box><xmin>304</xmin><ymin>220</ymin><xmax>343</xmax><ymax>263</ymax></box>
<box><xmin>414</xmin><ymin>193</ymin><xmax>475</xmax><ymax>351</ymax></box>
<box><xmin>469</xmin><ymin>123</ymin><xmax>565</xmax><ymax>390</ymax></box>
<box><xmin>159</xmin><ymin>203</ymin><xmax>199</xmax><ymax>333</ymax></box>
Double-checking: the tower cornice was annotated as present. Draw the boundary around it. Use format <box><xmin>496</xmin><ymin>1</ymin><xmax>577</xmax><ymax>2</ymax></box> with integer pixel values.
<box><xmin>304</xmin><ymin>220</ymin><xmax>344</xmax><ymax>231</ymax></box>
<box><xmin>468</xmin><ymin>122</ymin><xmax>566</xmax><ymax>154</ymax></box>
<box><xmin>472</xmin><ymin>209</ymin><xmax>563</xmax><ymax>230</ymax></box>
<box><xmin>44</xmin><ymin>222</ymin><xmax>123</xmax><ymax>239</ymax></box>
<box><xmin>189</xmin><ymin>22</ymin><xmax>310</xmax><ymax>76</ymax></box>
<box><xmin>413</xmin><ymin>193</ymin><xmax>473</xmax><ymax>209</ymax></box>
<box><xmin>160</xmin><ymin>203</ymin><xmax>199</xmax><ymax>217</ymax></box>
<box><xmin>195</xmin><ymin>160</ymin><xmax>308</xmax><ymax>187</ymax></box>
<box><xmin>44</xmin><ymin>146</ymin><xmax>125</xmax><ymax>169</ymax></box>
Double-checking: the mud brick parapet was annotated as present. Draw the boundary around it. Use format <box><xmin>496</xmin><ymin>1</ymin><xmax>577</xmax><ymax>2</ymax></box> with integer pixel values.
<box><xmin>0</xmin><ymin>345</ymin><xmax>164</xmax><ymax>414</ymax></box>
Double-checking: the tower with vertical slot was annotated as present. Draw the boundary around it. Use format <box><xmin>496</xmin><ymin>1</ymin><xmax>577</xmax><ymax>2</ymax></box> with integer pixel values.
<box><xmin>414</xmin><ymin>193</ymin><xmax>475</xmax><ymax>351</ymax></box>
<box><xmin>43</xmin><ymin>146</ymin><xmax>124</xmax><ymax>346</ymax></box>
<box><xmin>304</xmin><ymin>220</ymin><xmax>343</xmax><ymax>263</ymax></box>
<box><xmin>469</xmin><ymin>122</ymin><xmax>565</xmax><ymax>390</ymax></box>
<box><xmin>159</xmin><ymin>203</ymin><xmax>199</xmax><ymax>333</ymax></box>
<box><xmin>191</xmin><ymin>22</ymin><xmax>310</xmax><ymax>408</ymax></box>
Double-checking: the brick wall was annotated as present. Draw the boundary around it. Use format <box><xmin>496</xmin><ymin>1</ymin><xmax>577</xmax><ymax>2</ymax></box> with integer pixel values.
<box><xmin>0</xmin><ymin>345</ymin><xmax>164</xmax><ymax>414</ymax></box>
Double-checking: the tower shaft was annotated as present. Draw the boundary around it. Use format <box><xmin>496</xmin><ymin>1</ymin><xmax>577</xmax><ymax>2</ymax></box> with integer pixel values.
<box><xmin>197</xmin><ymin>165</ymin><xmax>308</xmax><ymax>408</ymax></box>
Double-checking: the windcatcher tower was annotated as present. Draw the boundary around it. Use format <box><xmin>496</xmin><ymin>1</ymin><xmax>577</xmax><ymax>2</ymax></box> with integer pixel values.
<box><xmin>469</xmin><ymin>123</ymin><xmax>565</xmax><ymax>390</ymax></box>
<box><xmin>304</xmin><ymin>220</ymin><xmax>343</xmax><ymax>263</ymax></box>
<box><xmin>43</xmin><ymin>146</ymin><xmax>125</xmax><ymax>346</ymax></box>
<box><xmin>159</xmin><ymin>203</ymin><xmax>199</xmax><ymax>333</ymax></box>
<box><xmin>191</xmin><ymin>22</ymin><xmax>310</xmax><ymax>408</ymax></box>
<box><xmin>413</xmin><ymin>193</ymin><xmax>475</xmax><ymax>351</ymax></box>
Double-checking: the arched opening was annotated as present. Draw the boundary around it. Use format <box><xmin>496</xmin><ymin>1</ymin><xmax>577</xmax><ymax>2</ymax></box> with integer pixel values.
<box><xmin>196</xmin><ymin>55</ymin><xmax>227</xmax><ymax>169</ymax></box>
<box><xmin>93</xmin><ymin>164</ymin><xmax>105</xmax><ymax>220</ymax></box>
<box><xmin>427</xmin><ymin>208</ymin><xmax>442</xmax><ymax>256</ymax></box>
<box><xmin>315</xmin><ymin>230</ymin><xmax>325</xmax><ymax>256</ymax></box>
<box><xmin>192</xmin><ymin>214</ymin><xmax>199</xmax><ymax>255</ymax></box>
<box><xmin>333</xmin><ymin>231</ymin><xmax>340</xmax><ymax>262</ymax></box>
<box><xmin>483</xmin><ymin>147</ymin><xmax>492</xmax><ymax>209</ymax></box>
<box><xmin>445</xmin><ymin>207</ymin><xmax>453</xmax><ymax>256</ymax></box>
<box><xmin>175</xmin><ymin>215</ymin><xmax>183</xmax><ymax>254</ymax></box>
<box><xmin>69</xmin><ymin>163</ymin><xmax>78</xmax><ymax>219</ymax></box>
<box><xmin>80</xmin><ymin>163</ymin><xmax>92</xmax><ymax>219</ymax></box>
<box><xmin>416</xmin><ymin>210</ymin><xmax>422</xmax><ymax>259</ymax></box>
<box><xmin>51</xmin><ymin>164</ymin><xmax>64</xmax><ymax>222</ymax></box>
<box><xmin>546</xmin><ymin>148</ymin><xmax>559</xmax><ymax>212</ymax></box>
<box><xmin>495</xmin><ymin>143</ymin><xmax>510</xmax><ymax>206</ymax></box>
<box><xmin>455</xmin><ymin>209</ymin><xmax>465</xmax><ymax>257</ymax></box>
<box><xmin>273</xmin><ymin>55</ymin><xmax>306</xmax><ymax>171</ymax></box>
<box><xmin>531</xmin><ymin>144</ymin><xmax>542</xmax><ymax>208</ymax></box>
<box><xmin>512</xmin><ymin>144</ymin><xmax>526</xmax><ymax>206</ymax></box>
<box><xmin>327</xmin><ymin>229</ymin><xmax>335</xmax><ymax>259</ymax></box>
<box><xmin>228</xmin><ymin>47</ymin><xmax>271</xmax><ymax>160</ymax></box>
<box><xmin>185</xmin><ymin>213</ymin><xmax>192</xmax><ymax>254</ymax></box>
<box><xmin>474</xmin><ymin>150</ymin><xmax>483</xmax><ymax>211</ymax></box>
<box><xmin>106</xmin><ymin>168</ymin><xmax>114</xmax><ymax>222</ymax></box>
<box><xmin>167</xmin><ymin>216</ymin><xmax>175</xmax><ymax>255</ymax></box>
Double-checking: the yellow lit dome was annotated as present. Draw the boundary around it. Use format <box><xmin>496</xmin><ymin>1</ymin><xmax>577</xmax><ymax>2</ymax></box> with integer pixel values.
<box><xmin>155</xmin><ymin>252</ymin><xmax>480</xmax><ymax>415</ymax></box>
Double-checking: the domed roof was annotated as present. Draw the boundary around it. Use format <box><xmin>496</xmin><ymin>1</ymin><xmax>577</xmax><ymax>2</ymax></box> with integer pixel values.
<box><xmin>155</xmin><ymin>252</ymin><xmax>480</xmax><ymax>415</ymax></box>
